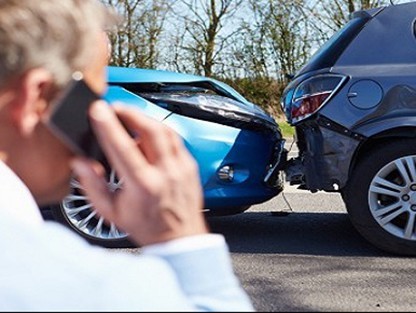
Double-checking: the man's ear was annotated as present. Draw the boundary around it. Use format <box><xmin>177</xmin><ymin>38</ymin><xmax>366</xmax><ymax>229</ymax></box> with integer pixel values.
<box><xmin>10</xmin><ymin>68</ymin><xmax>54</xmax><ymax>137</ymax></box>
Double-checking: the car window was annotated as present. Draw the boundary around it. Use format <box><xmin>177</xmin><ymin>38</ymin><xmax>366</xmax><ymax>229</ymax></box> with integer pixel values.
<box><xmin>296</xmin><ymin>14</ymin><xmax>372</xmax><ymax>76</ymax></box>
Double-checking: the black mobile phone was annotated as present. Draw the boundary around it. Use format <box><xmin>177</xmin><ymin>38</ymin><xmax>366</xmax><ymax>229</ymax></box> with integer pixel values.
<box><xmin>44</xmin><ymin>73</ymin><xmax>105</xmax><ymax>160</ymax></box>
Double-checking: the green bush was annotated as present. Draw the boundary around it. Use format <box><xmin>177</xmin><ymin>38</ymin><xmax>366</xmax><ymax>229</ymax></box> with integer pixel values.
<box><xmin>221</xmin><ymin>76</ymin><xmax>286</xmax><ymax>119</ymax></box>
<box><xmin>277</xmin><ymin>120</ymin><xmax>295</xmax><ymax>139</ymax></box>
<box><xmin>219</xmin><ymin>76</ymin><xmax>295</xmax><ymax>138</ymax></box>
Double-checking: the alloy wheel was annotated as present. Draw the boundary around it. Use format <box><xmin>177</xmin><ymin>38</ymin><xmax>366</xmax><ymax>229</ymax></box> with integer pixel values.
<box><xmin>369</xmin><ymin>155</ymin><xmax>416</xmax><ymax>241</ymax></box>
<box><xmin>61</xmin><ymin>170</ymin><xmax>128</xmax><ymax>241</ymax></box>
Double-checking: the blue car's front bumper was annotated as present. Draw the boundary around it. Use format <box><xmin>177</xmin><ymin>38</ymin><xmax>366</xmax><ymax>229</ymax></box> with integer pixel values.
<box><xmin>163</xmin><ymin>114</ymin><xmax>284</xmax><ymax>211</ymax></box>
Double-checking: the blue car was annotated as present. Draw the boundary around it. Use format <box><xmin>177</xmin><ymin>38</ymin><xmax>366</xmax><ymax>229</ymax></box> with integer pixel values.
<box><xmin>46</xmin><ymin>66</ymin><xmax>285</xmax><ymax>247</ymax></box>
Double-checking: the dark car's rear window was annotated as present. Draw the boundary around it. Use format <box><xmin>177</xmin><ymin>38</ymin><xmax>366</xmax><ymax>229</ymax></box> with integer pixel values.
<box><xmin>296</xmin><ymin>13</ymin><xmax>372</xmax><ymax>76</ymax></box>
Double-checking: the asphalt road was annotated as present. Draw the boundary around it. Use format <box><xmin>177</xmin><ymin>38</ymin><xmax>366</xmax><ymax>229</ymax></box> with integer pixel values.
<box><xmin>119</xmin><ymin>185</ymin><xmax>416</xmax><ymax>311</ymax></box>
<box><xmin>206</xmin><ymin>187</ymin><xmax>416</xmax><ymax>312</ymax></box>
<box><xmin>120</xmin><ymin>141</ymin><xmax>416</xmax><ymax>311</ymax></box>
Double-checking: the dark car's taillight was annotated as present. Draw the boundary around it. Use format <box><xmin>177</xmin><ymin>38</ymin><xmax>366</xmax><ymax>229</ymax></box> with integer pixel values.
<box><xmin>290</xmin><ymin>74</ymin><xmax>347</xmax><ymax>124</ymax></box>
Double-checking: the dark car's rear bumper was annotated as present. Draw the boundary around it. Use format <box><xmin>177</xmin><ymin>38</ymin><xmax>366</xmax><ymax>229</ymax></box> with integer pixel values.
<box><xmin>286</xmin><ymin>116</ymin><xmax>364</xmax><ymax>192</ymax></box>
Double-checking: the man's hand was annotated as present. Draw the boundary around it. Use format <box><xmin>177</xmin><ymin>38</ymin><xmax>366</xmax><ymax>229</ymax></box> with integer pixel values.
<box><xmin>70</xmin><ymin>101</ymin><xmax>208</xmax><ymax>246</ymax></box>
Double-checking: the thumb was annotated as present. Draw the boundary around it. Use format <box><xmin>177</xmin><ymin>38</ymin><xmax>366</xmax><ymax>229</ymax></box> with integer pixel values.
<box><xmin>70</xmin><ymin>158</ymin><xmax>116</xmax><ymax>222</ymax></box>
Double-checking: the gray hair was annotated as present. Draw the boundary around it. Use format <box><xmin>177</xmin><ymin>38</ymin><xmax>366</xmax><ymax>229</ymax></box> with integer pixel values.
<box><xmin>0</xmin><ymin>0</ymin><xmax>118</xmax><ymax>88</ymax></box>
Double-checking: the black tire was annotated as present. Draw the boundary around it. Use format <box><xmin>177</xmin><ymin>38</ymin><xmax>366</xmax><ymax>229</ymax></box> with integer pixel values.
<box><xmin>340</xmin><ymin>188</ymin><xmax>348</xmax><ymax>203</ymax></box>
<box><xmin>345</xmin><ymin>138</ymin><xmax>416</xmax><ymax>255</ymax></box>
<box><xmin>204</xmin><ymin>206</ymin><xmax>251</xmax><ymax>217</ymax></box>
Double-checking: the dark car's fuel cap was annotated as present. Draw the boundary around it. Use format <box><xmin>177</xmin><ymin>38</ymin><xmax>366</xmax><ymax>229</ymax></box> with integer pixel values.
<box><xmin>347</xmin><ymin>79</ymin><xmax>383</xmax><ymax>109</ymax></box>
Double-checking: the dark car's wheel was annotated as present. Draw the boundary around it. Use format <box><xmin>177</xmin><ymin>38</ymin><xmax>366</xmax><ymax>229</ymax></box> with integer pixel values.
<box><xmin>345</xmin><ymin>139</ymin><xmax>416</xmax><ymax>255</ymax></box>
<box><xmin>50</xmin><ymin>170</ymin><xmax>135</xmax><ymax>248</ymax></box>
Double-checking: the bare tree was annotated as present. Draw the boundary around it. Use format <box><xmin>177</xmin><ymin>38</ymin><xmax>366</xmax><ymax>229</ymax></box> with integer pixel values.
<box><xmin>230</xmin><ymin>0</ymin><xmax>309</xmax><ymax>81</ymax></box>
<box><xmin>265</xmin><ymin>0</ymin><xmax>310</xmax><ymax>80</ymax></box>
<box><xmin>173</xmin><ymin>0</ymin><xmax>244</xmax><ymax>77</ymax></box>
<box><xmin>305</xmin><ymin>0</ymin><xmax>390</xmax><ymax>43</ymax></box>
<box><xmin>227</xmin><ymin>4</ymin><xmax>269</xmax><ymax>79</ymax></box>
<box><xmin>102</xmin><ymin>0</ymin><xmax>172</xmax><ymax>68</ymax></box>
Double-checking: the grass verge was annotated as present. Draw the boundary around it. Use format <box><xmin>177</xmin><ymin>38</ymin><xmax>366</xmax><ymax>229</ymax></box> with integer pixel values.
<box><xmin>277</xmin><ymin>120</ymin><xmax>295</xmax><ymax>139</ymax></box>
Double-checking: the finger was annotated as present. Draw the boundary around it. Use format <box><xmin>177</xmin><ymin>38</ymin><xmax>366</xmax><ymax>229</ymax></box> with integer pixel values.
<box><xmin>113</xmin><ymin>105</ymin><xmax>177</xmax><ymax>164</ymax></box>
<box><xmin>89</xmin><ymin>101</ymin><xmax>148</xmax><ymax>179</ymax></box>
<box><xmin>70</xmin><ymin>157</ymin><xmax>116</xmax><ymax>222</ymax></box>
<box><xmin>167</xmin><ymin>126</ymin><xmax>187</xmax><ymax>156</ymax></box>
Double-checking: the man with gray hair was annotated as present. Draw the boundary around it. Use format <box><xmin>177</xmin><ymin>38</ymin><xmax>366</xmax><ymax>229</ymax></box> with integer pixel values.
<box><xmin>0</xmin><ymin>0</ymin><xmax>254</xmax><ymax>310</ymax></box>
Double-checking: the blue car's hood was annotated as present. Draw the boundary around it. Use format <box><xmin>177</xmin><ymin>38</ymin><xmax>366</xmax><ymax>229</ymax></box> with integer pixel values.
<box><xmin>106</xmin><ymin>66</ymin><xmax>279</xmax><ymax>134</ymax></box>
<box><xmin>107</xmin><ymin>66</ymin><xmax>248</xmax><ymax>105</ymax></box>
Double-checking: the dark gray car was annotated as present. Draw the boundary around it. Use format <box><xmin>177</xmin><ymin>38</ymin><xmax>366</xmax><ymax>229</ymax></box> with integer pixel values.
<box><xmin>282</xmin><ymin>1</ymin><xmax>416</xmax><ymax>255</ymax></box>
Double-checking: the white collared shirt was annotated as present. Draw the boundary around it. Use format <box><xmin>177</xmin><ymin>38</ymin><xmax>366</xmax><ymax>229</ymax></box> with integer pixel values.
<box><xmin>0</xmin><ymin>161</ymin><xmax>43</xmax><ymax>226</ymax></box>
<box><xmin>0</xmin><ymin>161</ymin><xmax>254</xmax><ymax>311</ymax></box>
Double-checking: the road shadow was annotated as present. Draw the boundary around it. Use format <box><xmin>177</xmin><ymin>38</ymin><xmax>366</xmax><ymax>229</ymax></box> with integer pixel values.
<box><xmin>206</xmin><ymin>211</ymin><xmax>390</xmax><ymax>257</ymax></box>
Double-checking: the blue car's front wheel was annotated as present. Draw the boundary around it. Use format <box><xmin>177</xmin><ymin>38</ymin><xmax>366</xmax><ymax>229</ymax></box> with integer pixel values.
<box><xmin>50</xmin><ymin>173</ymin><xmax>135</xmax><ymax>248</ymax></box>
<box><xmin>48</xmin><ymin>173</ymin><xmax>252</xmax><ymax>248</ymax></box>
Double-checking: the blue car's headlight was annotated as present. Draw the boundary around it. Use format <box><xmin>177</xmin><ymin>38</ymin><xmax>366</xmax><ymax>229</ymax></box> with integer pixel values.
<box><xmin>140</xmin><ymin>92</ymin><xmax>279</xmax><ymax>134</ymax></box>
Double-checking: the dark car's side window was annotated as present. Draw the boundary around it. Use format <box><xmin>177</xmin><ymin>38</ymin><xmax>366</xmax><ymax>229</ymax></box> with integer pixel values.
<box><xmin>297</xmin><ymin>14</ymin><xmax>372</xmax><ymax>76</ymax></box>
